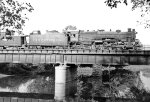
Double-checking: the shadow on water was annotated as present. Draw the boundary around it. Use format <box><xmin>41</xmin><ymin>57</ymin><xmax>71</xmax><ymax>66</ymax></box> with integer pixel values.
<box><xmin>0</xmin><ymin>92</ymin><xmax>54</xmax><ymax>99</ymax></box>
<box><xmin>0</xmin><ymin>75</ymin><xmax>32</xmax><ymax>88</ymax></box>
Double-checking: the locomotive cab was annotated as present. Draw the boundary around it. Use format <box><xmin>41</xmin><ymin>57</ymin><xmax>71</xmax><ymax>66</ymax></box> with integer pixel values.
<box><xmin>64</xmin><ymin>31</ymin><xmax>79</xmax><ymax>42</ymax></box>
<box><xmin>63</xmin><ymin>28</ymin><xmax>79</xmax><ymax>49</ymax></box>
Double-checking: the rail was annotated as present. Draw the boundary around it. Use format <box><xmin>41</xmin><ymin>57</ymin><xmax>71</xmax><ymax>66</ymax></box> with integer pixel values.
<box><xmin>142</xmin><ymin>45</ymin><xmax>150</xmax><ymax>50</ymax></box>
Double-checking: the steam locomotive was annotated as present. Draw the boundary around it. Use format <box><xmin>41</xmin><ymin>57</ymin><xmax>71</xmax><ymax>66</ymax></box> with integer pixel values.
<box><xmin>0</xmin><ymin>26</ymin><xmax>142</xmax><ymax>50</ymax></box>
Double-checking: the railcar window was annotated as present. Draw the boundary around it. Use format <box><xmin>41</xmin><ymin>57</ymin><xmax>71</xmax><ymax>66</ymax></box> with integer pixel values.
<box><xmin>21</xmin><ymin>37</ymin><xmax>25</xmax><ymax>44</ymax></box>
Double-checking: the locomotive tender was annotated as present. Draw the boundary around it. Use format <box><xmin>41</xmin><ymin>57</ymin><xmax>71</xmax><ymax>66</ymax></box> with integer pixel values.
<box><xmin>0</xmin><ymin>26</ymin><xmax>142</xmax><ymax>50</ymax></box>
<box><xmin>29</xmin><ymin>30</ymin><xmax>68</xmax><ymax>49</ymax></box>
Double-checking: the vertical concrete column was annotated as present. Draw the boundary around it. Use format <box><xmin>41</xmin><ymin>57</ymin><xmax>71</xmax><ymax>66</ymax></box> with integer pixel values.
<box><xmin>54</xmin><ymin>64</ymin><xmax>67</xmax><ymax>101</ymax></box>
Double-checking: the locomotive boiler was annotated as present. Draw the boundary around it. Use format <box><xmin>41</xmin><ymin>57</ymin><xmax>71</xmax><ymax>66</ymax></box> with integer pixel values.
<box><xmin>64</xmin><ymin>27</ymin><xmax>142</xmax><ymax>50</ymax></box>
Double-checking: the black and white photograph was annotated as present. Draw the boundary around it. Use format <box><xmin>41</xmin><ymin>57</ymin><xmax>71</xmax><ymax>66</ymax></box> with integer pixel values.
<box><xmin>0</xmin><ymin>0</ymin><xmax>150</xmax><ymax>102</ymax></box>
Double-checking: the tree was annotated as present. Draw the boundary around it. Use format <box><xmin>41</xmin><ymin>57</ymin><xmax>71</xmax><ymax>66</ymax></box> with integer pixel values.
<box><xmin>65</xmin><ymin>25</ymin><xmax>77</xmax><ymax>30</ymax></box>
<box><xmin>104</xmin><ymin>0</ymin><xmax>150</xmax><ymax>28</ymax></box>
<box><xmin>105</xmin><ymin>0</ymin><xmax>150</xmax><ymax>9</ymax></box>
<box><xmin>0</xmin><ymin>0</ymin><xmax>34</xmax><ymax>34</ymax></box>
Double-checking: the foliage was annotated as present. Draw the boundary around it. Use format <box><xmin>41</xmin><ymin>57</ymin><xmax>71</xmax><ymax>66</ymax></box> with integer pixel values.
<box><xmin>65</xmin><ymin>25</ymin><xmax>77</xmax><ymax>30</ymax></box>
<box><xmin>0</xmin><ymin>0</ymin><xmax>34</xmax><ymax>34</ymax></box>
<box><xmin>105</xmin><ymin>0</ymin><xmax>128</xmax><ymax>8</ymax></box>
<box><xmin>104</xmin><ymin>0</ymin><xmax>150</xmax><ymax>28</ymax></box>
<box><xmin>27</xmin><ymin>76</ymin><xmax>54</xmax><ymax>94</ymax></box>
<box><xmin>109</xmin><ymin>69</ymin><xmax>136</xmax><ymax>98</ymax></box>
<box><xmin>130</xmin><ymin>86</ymin><xmax>150</xmax><ymax>102</ymax></box>
<box><xmin>105</xmin><ymin>0</ymin><xmax>150</xmax><ymax>9</ymax></box>
<box><xmin>0</xmin><ymin>63</ymin><xmax>55</xmax><ymax>75</ymax></box>
<box><xmin>76</xmin><ymin>69</ymin><xmax>141</xmax><ymax>101</ymax></box>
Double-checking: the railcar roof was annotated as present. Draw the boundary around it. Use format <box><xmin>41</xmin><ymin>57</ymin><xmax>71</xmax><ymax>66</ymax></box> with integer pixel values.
<box><xmin>44</xmin><ymin>32</ymin><xmax>64</xmax><ymax>35</ymax></box>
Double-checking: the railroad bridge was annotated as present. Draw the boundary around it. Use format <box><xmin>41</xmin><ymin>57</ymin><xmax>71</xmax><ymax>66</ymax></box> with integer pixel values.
<box><xmin>0</xmin><ymin>49</ymin><xmax>150</xmax><ymax>65</ymax></box>
<box><xmin>1</xmin><ymin>49</ymin><xmax>150</xmax><ymax>101</ymax></box>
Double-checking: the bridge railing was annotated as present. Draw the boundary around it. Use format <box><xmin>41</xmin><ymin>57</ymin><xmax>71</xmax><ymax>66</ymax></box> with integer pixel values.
<box><xmin>142</xmin><ymin>45</ymin><xmax>150</xmax><ymax>51</ymax></box>
<box><xmin>0</xmin><ymin>49</ymin><xmax>149</xmax><ymax>55</ymax></box>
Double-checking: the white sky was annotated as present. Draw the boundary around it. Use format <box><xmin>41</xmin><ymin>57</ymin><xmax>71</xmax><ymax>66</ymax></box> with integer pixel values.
<box><xmin>21</xmin><ymin>0</ymin><xmax>150</xmax><ymax>45</ymax></box>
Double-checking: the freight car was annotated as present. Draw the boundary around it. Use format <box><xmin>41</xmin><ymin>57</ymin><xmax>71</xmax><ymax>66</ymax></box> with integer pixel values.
<box><xmin>28</xmin><ymin>30</ymin><xmax>68</xmax><ymax>49</ymax></box>
<box><xmin>0</xmin><ymin>32</ymin><xmax>27</xmax><ymax>49</ymax></box>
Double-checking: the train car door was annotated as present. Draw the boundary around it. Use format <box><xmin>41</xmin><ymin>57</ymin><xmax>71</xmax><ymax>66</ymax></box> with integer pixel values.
<box><xmin>21</xmin><ymin>36</ymin><xmax>26</xmax><ymax>45</ymax></box>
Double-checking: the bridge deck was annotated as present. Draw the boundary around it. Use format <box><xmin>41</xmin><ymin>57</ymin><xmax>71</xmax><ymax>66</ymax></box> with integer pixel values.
<box><xmin>0</xmin><ymin>49</ymin><xmax>150</xmax><ymax>65</ymax></box>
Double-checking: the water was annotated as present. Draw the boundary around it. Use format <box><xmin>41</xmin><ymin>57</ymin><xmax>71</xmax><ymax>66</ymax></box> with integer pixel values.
<box><xmin>139</xmin><ymin>71</ymin><xmax>150</xmax><ymax>92</ymax></box>
<box><xmin>0</xmin><ymin>75</ymin><xmax>55</xmax><ymax>94</ymax></box>
<box><xmin>0</xmin><ymin>64</ymin><xmax>150</xmax><ymax>102</ymax></box>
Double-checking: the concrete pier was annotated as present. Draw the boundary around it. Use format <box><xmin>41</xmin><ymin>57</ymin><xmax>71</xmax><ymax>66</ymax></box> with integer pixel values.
<box><xmin>54</xmin><ymin>64</ymin><xmax>67</xmax><ymax>101</ymax></box>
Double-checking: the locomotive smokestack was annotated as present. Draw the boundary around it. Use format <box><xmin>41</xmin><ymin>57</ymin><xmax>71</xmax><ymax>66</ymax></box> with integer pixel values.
<box><xmin>132</xmin><ymin>29</ymin><xmax>135</xmax><ymax>32</ymax></box>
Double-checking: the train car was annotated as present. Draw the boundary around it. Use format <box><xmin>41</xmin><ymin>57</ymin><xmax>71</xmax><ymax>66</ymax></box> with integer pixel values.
<box><xmin>0</xmin><ymin>32</ymin><xmax>27</xmax><ymax>49</ymax></box>
<box><xmin>29</xmin><ymin>31</ymin><xmax>68</xmax><ymax>49</ymax></box>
